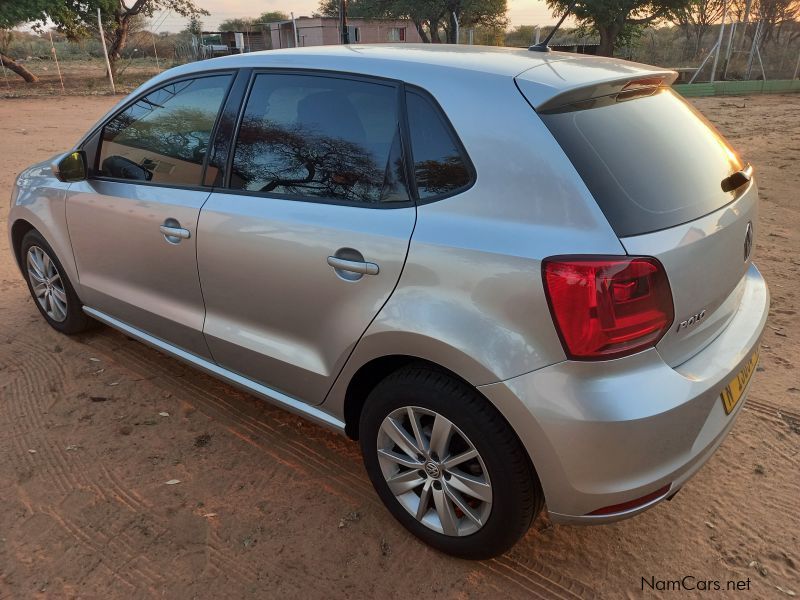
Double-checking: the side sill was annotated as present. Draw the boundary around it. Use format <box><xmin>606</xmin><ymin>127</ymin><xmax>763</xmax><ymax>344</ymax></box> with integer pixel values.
<box><xmin>82</xmin><ymin>306</ymin><xmax>347</xmax><ymax>433</ymax></box>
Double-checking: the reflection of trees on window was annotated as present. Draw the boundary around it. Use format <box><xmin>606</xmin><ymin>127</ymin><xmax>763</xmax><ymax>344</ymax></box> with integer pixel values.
<box><xmin>106</xmin><ymin>107</ymin><xmax>216</xmax><ymax>166</ymax></box>
<box><xmin>230</xmin><ymin>75</ymin><xmax>409</xmax><ymax>205</ymax></box>
<box><xmin>415</xmin><ymin>156</ymin><xmax>470</xmax><ymax>196</ymax></box>
<box><xmin>232</xmin><ymin>117</ymin><xmax>386</xmax><ymax>203</ymax></box>
<box><xmin>98</xmin><ymin>75</ymin><xmax>231</xmax><ymax>186</ymax></box>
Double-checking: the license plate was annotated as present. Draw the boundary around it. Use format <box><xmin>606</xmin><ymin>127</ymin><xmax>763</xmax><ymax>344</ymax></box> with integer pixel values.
<box><xmin>720</xmin><ymin>347</ymin><xmax>760</xmax><ymax>415</ymax></box>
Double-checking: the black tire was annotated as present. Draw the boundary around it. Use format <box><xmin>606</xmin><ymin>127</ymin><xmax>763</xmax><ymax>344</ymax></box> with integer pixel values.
<box><xmin>359</xmin><ymin>363</ymin><xmax>544</xmax><ymax>559</ymax></box>
<box><xmin>20</xmin><ymin>229</ymin><xmax>93</xmax><ymax>335</ymax></box>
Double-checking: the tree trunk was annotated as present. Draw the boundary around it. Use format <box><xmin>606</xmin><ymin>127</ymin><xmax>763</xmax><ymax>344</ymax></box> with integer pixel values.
<box><xmin>446</xmin><ymin>12</ymin><xmax>458</xmax><ymax>43</ymax></box>
<box><xmin>597</xmin><ymin>25</ymin><xmax>619</xmax><ymax>57</ymax></box>
<box><xmin>428</xmin><ymin>20</ymin><xmax>440</xmax><ymax>43</ymax></box>
<box><xmin>107</xmin><ymin>13</ymin><xmax>131</xmax><ymax>74</ymax></box>
<box><xmin>414</xmin><ymin>20</ymin><xmax>431</xmax><ymax>43</ymax></box>
<box><xmin>0</xmin><ymin>51</ymin><xmax>38</xmax><ymax>83</ymax></box>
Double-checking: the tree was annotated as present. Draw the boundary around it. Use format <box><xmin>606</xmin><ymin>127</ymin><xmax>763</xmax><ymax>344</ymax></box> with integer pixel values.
<box><xmin>0</xmin><ymin>0</ymin><xmax>57</xmax><ymax>81</ymax></box>
<box><xmin>546</xmin><ymin>0</ymin><xmax>690</xmax><ymax>56</ymax></box>
<box><xmin>19</xmin><ymin>0</ymin><xmax>208</xmax><ymax>74</ymax></box>
<box><xmin>257</xmin><ymin>11</ymin><xmax>289</xmax><ymax>24</ymax></box>
<box><xmin>671</xmin><ymin>0</ymin><xmax>725</xmax><ymax>57</ymax></box>
<box><xmin>219</xmin><ymin>12</ymin><xmax>289</xmax><ymax>31</ymax></box>
<box><xmin>317</xmin><ymin>0</ymin><xmax>505</xmax><ymax>43</ymax></box>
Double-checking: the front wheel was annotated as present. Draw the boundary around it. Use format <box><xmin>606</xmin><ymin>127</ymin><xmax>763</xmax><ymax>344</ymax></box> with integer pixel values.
<box><xmin>20</xmin><ymin>229</ymin><xmax>93</xmax><ymax>334</ymax></box>
<box><xmin>359</xmin><ymin>364</ymin><xmax>544</xmax><ymax>559</ymax></box>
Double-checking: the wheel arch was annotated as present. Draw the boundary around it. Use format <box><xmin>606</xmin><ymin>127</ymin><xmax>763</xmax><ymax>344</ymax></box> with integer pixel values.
<box><xmin>10</xmin><ymin>218</ymin><xmax>36</xmax><ymax>271</ymax></box>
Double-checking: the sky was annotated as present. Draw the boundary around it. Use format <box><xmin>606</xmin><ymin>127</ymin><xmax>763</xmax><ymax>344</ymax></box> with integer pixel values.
<box><xmin>148</xmin><ymin>0</ymin><xmax>561</xmax><ymax>33</ymax></box>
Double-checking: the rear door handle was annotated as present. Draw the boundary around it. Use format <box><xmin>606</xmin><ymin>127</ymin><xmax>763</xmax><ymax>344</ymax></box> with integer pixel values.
<box><xmin>327</xmin><ymin>256</ymin><xmax>379</xmax><ymax>276</ymax></box>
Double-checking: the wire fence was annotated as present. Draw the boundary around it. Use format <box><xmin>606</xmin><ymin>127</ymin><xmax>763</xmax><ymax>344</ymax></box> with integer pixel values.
<box><xmin>1</xmin><ymin>20</ymin><xmax>799</xmax><ymax>98</ymax></box>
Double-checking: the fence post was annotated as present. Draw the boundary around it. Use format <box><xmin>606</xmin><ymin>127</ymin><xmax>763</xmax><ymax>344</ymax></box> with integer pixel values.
<box><xmin>48</xmin><ymin>30</ymin><xmax>65</xmax><ymax>92</ymax></box>
<box><xmin>97</xmin><ymin>8</ymin><xmax>116</xmax><ymax>94</ymax></box>
<box><xmin>151</xmin><ymin>32</ymin><xmax>161</xmax><ymax>70</ymax></box>
<box><xmin>793</xmin><ymin>49</ymin><xmax>800</xmax><ymax>80</ymax></box>
<box><xmin>710</xmin><ymin>1</ymin><xmax>727</xmax><ymax>83</ymax></box>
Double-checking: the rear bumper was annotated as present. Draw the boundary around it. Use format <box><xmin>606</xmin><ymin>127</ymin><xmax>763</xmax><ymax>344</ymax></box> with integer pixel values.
<box><xmin>479</xmin><ymin>263</ymin><xmax>769</xmax><ymax>522</ymax></box>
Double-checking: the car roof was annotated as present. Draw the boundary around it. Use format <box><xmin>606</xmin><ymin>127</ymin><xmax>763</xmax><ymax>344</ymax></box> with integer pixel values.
<box><xmin>160</xmin><ymin>43</ymin><xmax>671</xmax><ymax>82</ymax></box>
<box><xmin>108</xmin><ymin>45</ymin><xmax>675</xmax><ymax>123</ymax></box>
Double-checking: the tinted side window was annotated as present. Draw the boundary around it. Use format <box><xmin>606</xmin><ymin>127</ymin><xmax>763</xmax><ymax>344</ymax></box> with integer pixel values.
<box><xmin>406</xmin><ymin>91</ymin><xmax>471</xmax><ymax>199</ymax></box>
<box><xmin>98</xmin><ymin>75</ymin><xmax>232</xmax><ymax>186</ymax></box>
<box><xmin>230</xmin><ymin>73</ymin><xmax>409</xmax><ymax>205</ymax></box>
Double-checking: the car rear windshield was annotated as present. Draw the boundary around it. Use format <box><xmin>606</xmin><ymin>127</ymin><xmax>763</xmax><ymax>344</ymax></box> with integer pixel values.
<box><xmin>540</xmin><ymin>88</ymin><xmax>743</xmax><ymax>238</ymax></box>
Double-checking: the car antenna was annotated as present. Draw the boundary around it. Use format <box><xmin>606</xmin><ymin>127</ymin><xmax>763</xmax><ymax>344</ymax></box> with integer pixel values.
<box><xmin>529</xmin><ymin>0</ymin><xmax>578</xmax><ymax>52</ymax></box>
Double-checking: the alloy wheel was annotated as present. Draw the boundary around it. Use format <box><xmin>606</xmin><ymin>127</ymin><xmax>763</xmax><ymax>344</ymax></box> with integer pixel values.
<box><xmin>26</xmin><ymin>246</ymin><xmax>68</xmax><ymax>323</ymax></box>
<box><xmin>377</xmin><ymin>406</ymin><xmax>493</xmax><ymax>536</ymax></box>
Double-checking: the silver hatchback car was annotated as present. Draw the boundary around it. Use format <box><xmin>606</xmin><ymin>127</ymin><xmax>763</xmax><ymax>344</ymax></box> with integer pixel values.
<box><xmin>8</xmin><ymin>45</ymin><xmax>768</xmax><ymax>558</ymax></box>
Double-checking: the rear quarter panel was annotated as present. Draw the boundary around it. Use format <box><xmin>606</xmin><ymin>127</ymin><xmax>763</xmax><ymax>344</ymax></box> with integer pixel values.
<box><xmin>323</xmin><ymin>70</ymin><xmax>626</xmax><ymax>414</ymax></box>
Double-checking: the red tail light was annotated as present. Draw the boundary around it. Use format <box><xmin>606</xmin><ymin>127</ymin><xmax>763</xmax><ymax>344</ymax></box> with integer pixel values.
<box><xmin>542</xmin><ymin>256</ymin><xmax>674</xmax><ymax>360</ymax></box>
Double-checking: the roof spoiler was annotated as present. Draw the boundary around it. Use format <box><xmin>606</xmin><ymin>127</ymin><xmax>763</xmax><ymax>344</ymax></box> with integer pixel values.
<box><xmin>527</xmin><ymin>72</ymin><xmax>679</xmax><ymax>113</ymax></box>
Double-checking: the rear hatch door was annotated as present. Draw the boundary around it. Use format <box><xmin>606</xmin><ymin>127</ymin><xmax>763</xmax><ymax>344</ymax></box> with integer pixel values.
<box><xmin>517</xmin><ymin>61</ymin><xmax>756</xmax><ymax>366</ymax></box>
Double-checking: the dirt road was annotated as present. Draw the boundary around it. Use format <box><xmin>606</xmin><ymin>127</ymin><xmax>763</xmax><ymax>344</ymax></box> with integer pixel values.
<box><xmin>1</xmin><ymin>94</ymin><xmax>798</xmax><ymax>598</ymax></box>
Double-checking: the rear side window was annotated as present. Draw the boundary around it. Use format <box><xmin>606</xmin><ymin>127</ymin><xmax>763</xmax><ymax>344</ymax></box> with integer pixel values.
<box><xmin>98</xmin><ymin>75</ymin><xmax>232</xmax><ymax>186</ymax></box>
<box><xmin>540</xmin><ymin>88</ymin><xmax>744</xmax><ymax>237</ymax></box>
<box><xmin>405</xmin><ymin>90</ymin><xmax>471</xmax><ymax>199</ymax></box>
<box><xmin>230</xmin><ymin>73</ymin><xmax>409</xmax><ymax>205</ymax></box>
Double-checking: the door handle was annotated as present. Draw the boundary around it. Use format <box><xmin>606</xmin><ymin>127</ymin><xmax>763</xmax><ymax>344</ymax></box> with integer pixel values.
<box><xmin>327</xmin><ymin>256</ymin><xmax>379</xmax><ymax>276</ymax></box>
<box><xmin>159</xmin><ymin>222</ymin><xmax>191</xmax><ymax>244</ymax></box>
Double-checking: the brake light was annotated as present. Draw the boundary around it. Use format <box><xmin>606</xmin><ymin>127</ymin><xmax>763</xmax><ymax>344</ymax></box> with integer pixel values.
<box><xmin>542</xmin><ymin>256</ymin><xmax>674</xmax><ymax>360</ymax></box>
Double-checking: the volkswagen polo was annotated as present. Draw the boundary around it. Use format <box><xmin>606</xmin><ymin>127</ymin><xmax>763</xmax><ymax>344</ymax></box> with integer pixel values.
<box><xmin>8</xmin><ymin>45</ymin><xmax>768</xmax><ymax>559</ymax></box>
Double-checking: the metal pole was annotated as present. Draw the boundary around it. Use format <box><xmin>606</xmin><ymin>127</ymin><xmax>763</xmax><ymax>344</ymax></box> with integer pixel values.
<box><xmin>745</xmin><ymin>20</ymin><xmax>760</xmax><ymax>80</ymax></box>
<box><xmin>534</xmin><ymin>26</ymin><xmax>540</xmax><ymax>45</ymax></box>
<box><xmin>710</xmin><ymin>1</ymin><xmax>727</xmax><ymax>83</ymax></box>
<box><xmin>468</xmin><ymin>28</ymin><xmax>473</xmax><ymax>45</ymax></box>
<box><xmin>755</xmin><ymin>43</ymin><xmax>766</xmax><ymax>80</ymax></box>
<box><xmin>792</xmin><ymin>48</ymin><xmax>800</xmax><ymax>80</ymax></box>
<box><xmin>723</xmin><ymin>20</ymin><xmax>737</xmax><ymax>80</ymax></box>
<box><xmin>97</xmin><ymin>8</ymin><xmax>115</xmax><ymax>94</ymax></box>
<box><xmin>291</xmin><ymin>13</ymin><xmax>299</xmax><ymax>47</ymax></box>
<box><xmin>689</xmin><ymin>39</ymin><xmax>720</xmax><ymax>83</ymax></box>
<box><xmin>452</xmin><ymin>12</ymin><xmax>459</xmax><ymax>44</ymax></box>
<box><xmin>48</xmin><ymin>30</ymin><xmax>65</xmax><ymax>92</ymax></box>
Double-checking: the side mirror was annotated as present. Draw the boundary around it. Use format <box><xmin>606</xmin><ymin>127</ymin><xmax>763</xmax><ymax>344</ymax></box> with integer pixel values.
<box><xmin>52</xmin><ymin>151</ymin><xmax>88</xmax><ymax>183</ymax></box>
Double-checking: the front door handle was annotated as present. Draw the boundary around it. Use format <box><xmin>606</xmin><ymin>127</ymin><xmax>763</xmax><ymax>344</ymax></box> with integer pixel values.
<box><xmin>160</xmin><ymin>219</ymin><xmax>191</xmax><ymax>244</ymax></box>
<box><xmin>327</xmin><ymin>256</ymin><xmax>380</xmax><ymax>276</ymax></box>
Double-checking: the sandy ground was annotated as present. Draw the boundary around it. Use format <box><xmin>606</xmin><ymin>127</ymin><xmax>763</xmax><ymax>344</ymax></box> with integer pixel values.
<box><xmin>0</xmin><ymin>94</ymin><xmax>798</xmax><ymax>599</ymax></box>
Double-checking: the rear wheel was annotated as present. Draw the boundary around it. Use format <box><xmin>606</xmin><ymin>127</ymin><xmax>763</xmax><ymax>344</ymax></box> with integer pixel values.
<box><xmin>21</xmin><ymin>230</ymin><xmax>92</xmax><ymax>334</ymax></box>
<box><xmin>360</xmin><ymin>363</ymin><xmax>543</xmax><ymax>559</ymax></box>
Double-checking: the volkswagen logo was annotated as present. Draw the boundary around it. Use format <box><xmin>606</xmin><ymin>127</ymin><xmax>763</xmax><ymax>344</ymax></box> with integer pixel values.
<box><xmin>743</xmin><ymin>221</ymin><xmax>754</xmax><ymax>262</ymax></box>
<box><xmin>424</xmin><ymin>461</ymin><xmax>442</xmax><ymax>479</ymax></box>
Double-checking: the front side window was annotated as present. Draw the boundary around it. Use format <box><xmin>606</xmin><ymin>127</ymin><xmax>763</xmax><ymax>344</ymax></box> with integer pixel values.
<box><xmin>406</xmin><ymin>90</ymin><xmax>471</xmax><ymax>199</ymax></box>
<box><xmin>98</xmin><ymin>75</ymin><xmax>232</xmax><ymax>186</ymax></box>
<box><xmin>230</xmin><ymin>73</ymin><xmax>409</xmax><ymax>204</ymax></box>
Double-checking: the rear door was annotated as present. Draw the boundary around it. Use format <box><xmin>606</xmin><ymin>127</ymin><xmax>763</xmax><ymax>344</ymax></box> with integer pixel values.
<box><xmin>529</xmin><ymin>82</ymin><xmax>756</xmax><ymax>366</ymax></box>
<box><xmin>67</xmin><ymin>74</ymin><xmax>233</xmax><ymax>358</ymax></box>
<box><xmin>197</xmin><ymin>72</ymin><xmax>415</xmax><ymax>404</ymax></box>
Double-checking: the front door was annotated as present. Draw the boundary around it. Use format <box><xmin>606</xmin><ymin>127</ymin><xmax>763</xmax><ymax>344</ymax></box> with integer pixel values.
<box><xmin>197</xmin><ymin>72</ymin><xmax>416</xmax><ymax>403</ymax></box>
<box><xmin>66</xmin><ymin>74</ymin><xmax>234</xmax><ymax>358</ymax></box>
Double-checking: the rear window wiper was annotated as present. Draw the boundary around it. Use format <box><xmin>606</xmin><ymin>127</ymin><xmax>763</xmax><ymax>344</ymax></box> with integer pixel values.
<box><xmin>721</xmin><ymin>164</ymin><xmax>753</xmax><ymax>193</ymax></box>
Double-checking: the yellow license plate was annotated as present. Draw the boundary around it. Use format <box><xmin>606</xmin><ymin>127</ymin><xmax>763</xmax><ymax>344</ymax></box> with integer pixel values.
<box><xmin>720</xmin><ymin>347</ymin><xmax>760</xmax><ymax>415</ymax></box>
